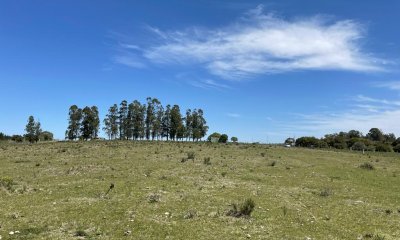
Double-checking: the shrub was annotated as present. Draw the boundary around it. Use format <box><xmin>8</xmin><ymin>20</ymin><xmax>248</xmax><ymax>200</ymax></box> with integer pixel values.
<box><xmin>352</xmin><ymin>142</ymin><xmax>366</xmax><ymax>151</ymax></box>
<box><xmin>187</xmin><ymin>152</ymin><xmax>195</xmax><ymax>160</ymax></box>
<box><xmin>0</xmin><ymin>177</ymin><xmax>15</xmax><ymax>191</ymax></box>
<box><xmin>393</xmin><ymin>144</ymin><xmax>400</xmax><ymax>153</ymax></box>
<box><xmin>295</xmin><ymin>137</ymin><xmax>320</xmax><ymax>148</ymax></box>
<box><xmin>359</xmin><ymin>162</ymin><xmax>374</xmax><ymax>170</ymax></box>
<box><xmin>319</xmin><ymin>188</ymin><xmax>333</xmax><ymax>197</ymax></box>
<box><xmin>226</xmin><ymin>198</ymin><xmax>255</xmax><ymax>218</ymax></box>
<box><xmin>203</xmin><ymin>157</ymin><xmax>211</xmax><ymax>165</ymax></box>
<box><xmin>375</xmin><ymin>143</ymin><xmax>393</xmax><ymax>152</ymax></box>
<box><xmin>231</xmin><ymin>137</ymin><xmax>238</xmax><ymax>143</ymax></box>
<box><xmin>219</xmin><ymin>134</ymin><xmax>228</xmax><ymax>143</ymax></box>
<box><xmin>148</xmin><ymin>193</ymin><xmax>161</xmax><ymax>203</ymax></box>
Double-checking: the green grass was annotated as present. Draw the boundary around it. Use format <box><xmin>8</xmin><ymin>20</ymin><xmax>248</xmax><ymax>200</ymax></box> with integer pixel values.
<box><xmin>0</xmin><ymin>141</ymin><xmax>399</xmax><ymax>239</ymax></box>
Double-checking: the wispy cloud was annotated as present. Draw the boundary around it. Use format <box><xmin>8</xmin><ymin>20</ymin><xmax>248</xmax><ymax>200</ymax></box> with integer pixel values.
<box><xmin>227</xmin><ymin>113</ymin><xmax>241</xmax><ymax>118</ymax></box>
<box><xmin>375</xmin><ymin>81</ymin><xmax>400</xmax><ymax>91</ymax></box>
<box><xmin>115</xmin><ymin>5</ymin><xmax>386</xmax><ymax>79</ymax></box>
<box><xmin>188</xmin><ymin>79</ymin><xmax>231</xmax><ymax>90</ymax></box>
<box><xmin>281</xmin><ymin>95</ymin><xmax>400</xmax><ymax>137</ymax></box>
<box><xmin>113</xmin><ymin>55</ymin><xmax>146</xmax><ymax>68</ymax></box>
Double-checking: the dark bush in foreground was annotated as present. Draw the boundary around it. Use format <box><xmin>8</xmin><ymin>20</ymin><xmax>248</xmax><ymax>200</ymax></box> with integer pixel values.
<box><xmin>359</xmin><ymin>162</ymin><xmax>374</xmax><ymax>170</ymax></box>
<box><xmin>227</xmin><ymin>198</ymin><xmax>255</xmax><ymax>218</ymax></box>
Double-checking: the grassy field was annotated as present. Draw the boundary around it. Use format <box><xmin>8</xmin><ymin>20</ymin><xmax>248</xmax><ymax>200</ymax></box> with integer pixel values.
<box><xmin>0</xmin><ymin>141</ymin><xmax>399</xmax><ymax>240</ymax></box>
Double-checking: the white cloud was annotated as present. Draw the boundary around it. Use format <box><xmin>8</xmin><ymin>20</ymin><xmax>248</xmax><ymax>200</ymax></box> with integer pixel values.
<box><xmin>116</xmin><ymin>5</ymin><xmax>385</xmax><ymax>79</ymax></box>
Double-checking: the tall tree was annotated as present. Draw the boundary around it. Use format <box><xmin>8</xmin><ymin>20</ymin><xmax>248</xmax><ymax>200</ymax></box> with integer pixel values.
<box><xmin>184</xmin><ymin>109</ymin><xmax>192</xmax><ymax>141</ymax></box>
<box><xmin>367</xmin><ymin>128</ymin><xmax>384</xmax><ymax>142</ymax></box>
<box><xmin>145</xmin><ymin>97</ymin><xmax>154</xmax><ymax>140</ymax></box>
<box><xmin>91</xmin><ymin>106</ymin><xmax>100</xmax><ymax>139</ymax></box>
<box><xmin>170</xmin><ymin>105</ymin><xmax>183</xmax><ymax>141</ymax></box>
<box><xmin>118</xmin><ymin>100</ymin><xmax>128</xmax><ymax>140</ymax></box>
<box><xmin>25</xmin><ymin>116</ymin><xmax>41</xmax><ymax>143</ymax></box>
<box><xmin>66</xmin><ymin>105</ymin><xmax>82</xmax><ymax>140</ymax></box>
<box><xmin>162</xmin><ymin>104</ymin><xmax>171</xmax><ymax>140</ymax></box>
<box><xmin>80</xmin><ymin>107</ymin><xmax>93</xmax><ymax>140</ymax></box>
<box><xmin>152</xmin><ymin>99</ymin><xmax>163</xmax><ymax>140</ymax></box>
<box><xmin>103</xmin><ymin>104</ymin><xmax>119</xmax><ymax>140</ymax></box>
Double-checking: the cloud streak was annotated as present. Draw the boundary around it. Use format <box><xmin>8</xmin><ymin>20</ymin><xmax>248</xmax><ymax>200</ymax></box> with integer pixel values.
<box><xmin>282</xmin><ymin>95</ymin><xmax>400</xmax><ymax>137</ymax></box>
<box><xmin>115</xmin><ymin>5</ymin><xmax>385</xmax><ymax>79</ymax></box>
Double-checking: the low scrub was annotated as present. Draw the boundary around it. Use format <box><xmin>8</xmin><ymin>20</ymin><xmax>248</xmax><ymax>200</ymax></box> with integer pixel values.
<box><xmin>226</xmin><ymin>198</ymin><xmax>255</xmax><ymax>218</ymax></box>
<box><xmin>359</xmin><ymin>162</ymin><xmax>374</xmax><ymax>170</ymax></box>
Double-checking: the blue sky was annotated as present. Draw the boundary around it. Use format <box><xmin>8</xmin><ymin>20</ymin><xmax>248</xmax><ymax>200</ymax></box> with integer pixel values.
<box><xmin>1</xmin><ymin>0</ymin><xmax>400</xmax><ymax>142</ymax></box>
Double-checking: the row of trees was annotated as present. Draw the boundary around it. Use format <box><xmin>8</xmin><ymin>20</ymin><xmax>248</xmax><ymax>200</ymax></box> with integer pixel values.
<box><xmin>66</xmin><ymin>97</ymin><xmax>209</xmax><ymax>141</ymax></box>
<box><xmin>0</xmin><ymin>116</ymin><xmax>54</xmax><ymax>143</ymax></box>
<box><xmin>65</xmin><ymin>105</ymin><xmax>100</xmax><ymax>140</ymax></box>
<box><xmin>207</xmin><ymin>132</ymin><xmax>238</xmax><ymax>143</ymax></box>
<box><xmin>292</xmin><ymin>128</ymin><xmax>400</xmax><ymax>152</ymax></box>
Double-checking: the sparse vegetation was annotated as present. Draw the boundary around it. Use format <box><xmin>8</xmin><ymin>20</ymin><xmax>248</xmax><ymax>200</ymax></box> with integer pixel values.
<box><xmin>0</xmin><ymin>141</ymin><xmax>399</xmax><ymax>239</ymax></box>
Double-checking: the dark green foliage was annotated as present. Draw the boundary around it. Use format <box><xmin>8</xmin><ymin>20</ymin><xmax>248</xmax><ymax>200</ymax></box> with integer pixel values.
<box><xmin>375</xmin><ymin>143</ymin><xmax>393</xmax><ymax>152</ymax></box>
<box><xmin>367</xmin><ymin>128</ymin><xmax>384</xmax><ymax>142</ymax></box>
<box><xmin>0</xmin><ymin>132</ymin><xmax>11</xmax><ymax>141</ymax></box>
<box><xmin>352</xmin><ymin>142</ymin><xmax>366</xmax><ymax>151</ymax></box>
<box><xmin>231</xmin><ymin>136</ymin><xmax>238</xmax><ymax>143</ymax></box>
<box><xmin>393</xmin><ymin>144</ymin><xmax>400</xmax><ymax>153</ymax></box>
<box><xmin>39</xmin><ymin>131</ymin><xmax>53</xmax><ymax>141</ymax></box>
<box><xmin>295</xmin><ymin>128</ymin><xmax>398</xmax><ymax>153</ymax></box>
<box><xmin>25</xmin><ymin>116</ymin><xmax>41</xmax><ymax>143</ymax></box>
<box><xmin>66</xmin><ymin>105</ymin><xmax>82</xmax><ymax>140</ymax></box>
<box><xmin>11</xmin><ymin>135</ymin><xmax>23</xmax><ymax>142</ymax></box>
<box><xmin>103</xmin><ymin>104</ymin><xmax>119</xmax><ymax>140</ymax></box>
<box><xmin>80</xmin><ymin>106</ymin><xmax>99</xmax><ymax>140</ymax></box>
<box><xmin>227</xmin><ymin>198</ymin><xmax>255</xmax><ymax>218</ymax></box>
<box><xmin>219</xmin><ymin>134</ymin><xmax>228</xmax><ymax>143</ymax></box>
<box><xmin>295</xmin><ymin>136</ymin><xmax>320</xmax><ymax>148</ymax></box>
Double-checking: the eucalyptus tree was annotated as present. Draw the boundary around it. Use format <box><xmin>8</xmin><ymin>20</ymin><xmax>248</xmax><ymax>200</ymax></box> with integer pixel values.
<box><xmin>103</xmin><ymin>104</ymin><xmax>119</xmax><ymax>140</ymax></box>
<box><xmin>25</xmin><ymin>115</ymin><xmax>41</xmax><ymax>143</ymax></box>
<box><xmin>162</xmin><ymin>105</ymin><xmax>171</xmax><ymax>140</ymax></box>
<box><xmin>118</xmin><ymin>100</ymin><xmax>128</xmax><ymax>140</ymax></box>
<box><xmin>66</xmin><ymin>105</ymin><xmax>82</xmax><ymax>140</ymax></box>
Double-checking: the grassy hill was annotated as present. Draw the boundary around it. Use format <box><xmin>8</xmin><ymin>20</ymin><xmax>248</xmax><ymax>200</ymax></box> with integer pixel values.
<box><xmin>0</xmin><ymin>141</ymin><xmax>399</xmax><ymax>239</ymax></box>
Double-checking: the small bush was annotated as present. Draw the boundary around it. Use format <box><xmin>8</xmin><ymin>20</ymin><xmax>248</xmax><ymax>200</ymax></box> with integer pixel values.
<box><xmin>75</xmin><ymin>229</ymin><xmax>88</xmax><ymax>237</ymax></box>
<box><xmin>148</xmin><ymin>193</ymin><xmax>161</xmax><ymax>203</ymax></box>
<box><xmin>187</xmin><ymin>152</ymin><xmax>195</xmax><ymax>160</ymax></box>
<box><xmin>359</xmin><ymin>162</ymin><xmax>374</xmax><ymax>170</ymax></box>
<box><xmin>226</xmin><ymin>198</ymin><xmax>255</xmax><ymax>218</ymax></box>
<box><xmin>203</xmin><ymin>157</ymin><xmax>211</xmax><ymax>165</ymax></box>
<box><xmin>0</xmin><ymin>177</ymin><xmax>15</xmax><ymax>191</ymax></box>
<box><xmin>319</xmin><ymin>188</ymin><xmax>333</xmax><ymax>197</ymax></box>
<box><xmin>375</xmin><ymin>143</ymin><xmax>393</xmax><ymax>152</ymax></box>
<box><xmin>269</xmin><ymin>161</ymin><xmax>277</xmax><ymax>167</ymax></box>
